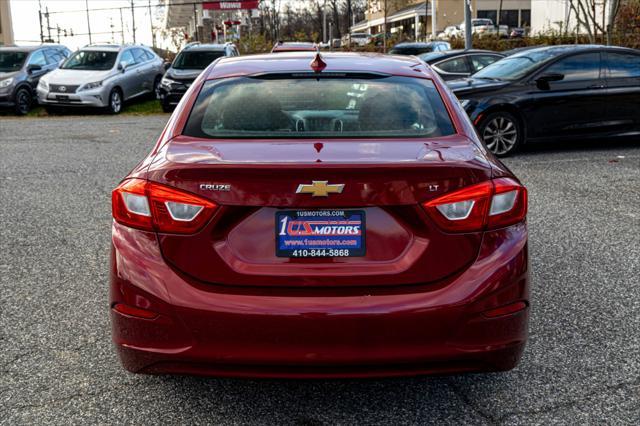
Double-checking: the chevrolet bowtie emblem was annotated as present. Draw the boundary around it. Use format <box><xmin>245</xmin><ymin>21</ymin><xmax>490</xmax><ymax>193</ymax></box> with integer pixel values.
<box><xmin>296</xmin><ymin>181</ymin><xmax>345</xmax><ymax>197</ymax></box>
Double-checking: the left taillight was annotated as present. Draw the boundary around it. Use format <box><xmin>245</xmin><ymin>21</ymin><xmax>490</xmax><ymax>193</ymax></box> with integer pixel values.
<box><xmin>112</xmin><ymin>178</ymin><xmax>217</xmax><ymax>234</ymax></box>
<box><xmin>422</xmin><ymin>178</ymin><xmax>527</xmax><ymax>233</ymax></box>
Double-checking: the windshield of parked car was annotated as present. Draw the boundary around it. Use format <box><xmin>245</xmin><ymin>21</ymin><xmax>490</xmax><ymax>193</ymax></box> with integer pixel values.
<box><xmin>184</xmin><ymin>76</ymin><xmax>455</xmax><ymax>139</ymax></box>
<box><xmin>419</xmin><ymin>52</ymin><xmax>448</xmax><ymax>62</ymax></box>
<box><xmin>0</xmin><ymin>51</ymin><xmax>28</xmax><ymax>72</ymax></box>
<box><xmin>389</xmin><ymin>46</ymin><xmax>434</xmax><ymax>55</ymax></box>
<box><xmin>172</xmin><ymin>50</ymin><xmax>225</xmax><ymax>70</ymax></box>
<box><xmin>473</xmin><ymin>49</ymin><xmax>560</xmax><ymax>81</ymax></box>
<box><xmin>61</xmin><ymin>50</ymin><xmax>117</xmax><ymax>70</ymax></box>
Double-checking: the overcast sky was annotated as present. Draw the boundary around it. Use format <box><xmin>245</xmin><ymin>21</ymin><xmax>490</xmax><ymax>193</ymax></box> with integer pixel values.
<box><xmin>11</xmin><ymin>0</ymin><xmax>157</xmax><ymax>49</ymax></box>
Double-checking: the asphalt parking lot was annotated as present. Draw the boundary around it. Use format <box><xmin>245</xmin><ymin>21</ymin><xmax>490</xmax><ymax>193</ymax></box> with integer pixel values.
<box><xmin>1</xmin><ymin>115</ymin><xmax>639</xmax><ymax>424</ymax></box>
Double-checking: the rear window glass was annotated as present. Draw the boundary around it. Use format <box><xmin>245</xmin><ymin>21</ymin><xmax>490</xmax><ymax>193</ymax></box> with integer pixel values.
<box><xmin>184</xmin><ymin>76</ymin><xmax>455</xmax><ymax>139</ymax></box>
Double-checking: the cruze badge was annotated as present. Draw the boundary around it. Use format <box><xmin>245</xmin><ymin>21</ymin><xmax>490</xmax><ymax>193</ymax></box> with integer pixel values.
<box><xmin>296</xmin><ymin>181</ymin><xmax>345</xmax><ymax>197</ymax></box>
<box><xmin>200</xmin><ymin>183</ymin><xmax>230</xmax><ymax>191</ymax></box>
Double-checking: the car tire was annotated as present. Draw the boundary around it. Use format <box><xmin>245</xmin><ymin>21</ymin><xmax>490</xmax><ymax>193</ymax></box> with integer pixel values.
<box><xmin>13</xmin><ymin>87</ymin><xmax>32</xmax><ymax>115</ymax></box>
<box><xmin>477</xmin><ymin>111</ymin><xmax>523</xmax><ymax>157</ymax></box>
<box><xmin>107</xmin><ymin>88</ymin><xmax>123</xmax><ymax>114</ymax></box>
<box><xmin>152</xmin><ymin>76</ymin><xmax>161</xmax><ymax>100</ymax></box>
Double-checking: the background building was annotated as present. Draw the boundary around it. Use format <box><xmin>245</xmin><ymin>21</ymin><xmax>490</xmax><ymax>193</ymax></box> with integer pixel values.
<box><xmin>476</xmin><ymin>0</ymin><xmax>531</xmax><ymax>28</ymax></box>
<box><xmin>351</xmin><ymin>0</ymin><xmax>476</xmax><ymax>39</ymax></box>
<box><xmin>163</xmin><ymin>0</ymin><xmax>256</xmax><ymax>48</ymax></box>
<box><xmin>0</xmin><ymin>0</ymin><xmax>15</xmax><ymax>45</ymax></box>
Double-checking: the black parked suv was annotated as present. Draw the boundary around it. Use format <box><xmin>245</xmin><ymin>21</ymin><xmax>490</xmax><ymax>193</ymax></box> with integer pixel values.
<box><xmin>449</xmin><ymin>45</ymin><xmax>640</xmax><ymax>156</ymax></box>
<box><xmin>158</xmin><ymin>42</ymin><xmax>239</xmax><ymax>112</ymax></box>
<box><xmin>0</xmin><ymin>44</ymin><xmax>71</xmax><ymax>114</ymax></box>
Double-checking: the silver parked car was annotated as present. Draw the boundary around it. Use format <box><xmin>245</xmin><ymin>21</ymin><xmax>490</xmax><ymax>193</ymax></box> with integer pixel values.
<box><xmin>37</xmin><ymin>44</ymin><xmax>165</xmax><ymax>114</ymax></box>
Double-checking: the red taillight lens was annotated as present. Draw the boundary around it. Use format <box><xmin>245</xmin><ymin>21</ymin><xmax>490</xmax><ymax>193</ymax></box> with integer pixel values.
<box><xmin>112</xmin><ymin>178</ymin><xmax>217</xmax><ymax>234</ymax></box>
<box><xmin>422</xmin><ymin>178</ymin><xmax>527</xmax><ymax>233</ymax></box>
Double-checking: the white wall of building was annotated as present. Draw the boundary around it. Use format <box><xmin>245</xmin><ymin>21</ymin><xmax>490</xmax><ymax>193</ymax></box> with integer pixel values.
<box><xmin>530</xmin><ymin>0</ymin><xmax>609</xmax><ymax>35</ymax></box>
<box><xmin>530</xmin><ymin>0</ymin><xmax>572</xmax><ymax>34</ymax></box>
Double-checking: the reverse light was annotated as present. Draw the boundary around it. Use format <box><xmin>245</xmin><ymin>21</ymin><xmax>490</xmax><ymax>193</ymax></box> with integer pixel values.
<box><xmin>423</xmin><ymin>178</ymin><xmax>527</xmax><ymax>233</ymax></box>
<box><xmin>112</xmin><ymin>178</ymin><xmax>217</xmax><ymax>234</ymax></box>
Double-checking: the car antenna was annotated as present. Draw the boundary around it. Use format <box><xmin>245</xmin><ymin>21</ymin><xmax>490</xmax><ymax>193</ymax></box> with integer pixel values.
<box><xmin>310</xmin><ymin>47</ymin><xmax>327</xmax><ymax>74</ymax></box>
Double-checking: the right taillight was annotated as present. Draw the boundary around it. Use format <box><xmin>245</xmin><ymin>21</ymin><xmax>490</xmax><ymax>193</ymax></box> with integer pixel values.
<box><xmin>112</xmin><ymin>178</ymin><xmax>218</xmax><ymax>234</ymax></box>
<box><xmin>422</xmin><ymin>178</ymin><xmax>527</xmax><ymax>233</ymax></box>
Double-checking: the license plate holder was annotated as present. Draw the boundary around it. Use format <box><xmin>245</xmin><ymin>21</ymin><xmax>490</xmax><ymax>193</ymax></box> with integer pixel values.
<box><xmin>275</xmin><ymin>210</ymin><xmax>366</xmax><ymax>258</ymax></box>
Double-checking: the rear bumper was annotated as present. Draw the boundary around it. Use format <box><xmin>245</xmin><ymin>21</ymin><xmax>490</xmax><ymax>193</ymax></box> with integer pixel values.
<box><xmin>110</xmin><ymin>221</ymin><xmax>530</xmax><ymax>378</ymax></box>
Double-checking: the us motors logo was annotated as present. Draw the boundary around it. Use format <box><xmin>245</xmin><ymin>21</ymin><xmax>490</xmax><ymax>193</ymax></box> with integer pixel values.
<box><xmin>279</xmin><ymin>217</ymin><xmax>362</xmax><ymax>237</ymax></box>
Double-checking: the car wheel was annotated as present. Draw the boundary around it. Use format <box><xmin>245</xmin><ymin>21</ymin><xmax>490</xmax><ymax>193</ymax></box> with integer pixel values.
<box><xmin>478</xmin><ymin>111</ymin><xmax>523</xmax><ymax>157</ymax></box>
<box><xmin>14</xmin><ymin>88</ymin><xmax>32</xmax><ymax>115</ymax></box>
<box><xmin>107</xmin><ymin>88</ymin><xmax>123</xmax><ymax>114</ymax></box>
<box><xmin>153</xmin><ymin>76</ymin><xmax>161</xmax><ymax>99</ymax></box>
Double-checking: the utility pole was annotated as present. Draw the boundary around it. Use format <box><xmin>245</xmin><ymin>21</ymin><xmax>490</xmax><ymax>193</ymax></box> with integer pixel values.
<box><xmin>193</xmin><ymin>3</ymin><xmax>198</xmax><ymax>41</ymax></box>
<box><xmin>131</xmin><ymin>0</ymin><xmax>137</xmax><ymax>43</ymax></box>
<box><xmin>431</xmin><ymin>0</ymin><xmax>436</xmax><ymax>41</ymax></box>
<box><xmin>38</xmin><ymin>0</ymin><xmax>44</xmax><ymax>42</ymax></box>
<box><xmin>119</xmin><ymin>8</ymin><xmax>126</xmax><ymax>44</ymax></box>
<box><xmin>497</xmin><ymin>0</ymin><xmax>503</xmax><ymax>26</ymax></box>
<box><xmin>383</xmin><ymin>0</ymin><xmax>387</xmax><ymax>52</ymax></box>
<box><xmin>464</xmin><ymin>0</ymin><xmax>472</xmax><ymax>49</ymax></box>
<box><xmin>45</xmin><ymin>7</ymin><xmax>52</xmax><ymax>42</ymax></box>
<box><xmin>346</xmin><ymin>0</ymin><xmax>351</xmax><ymax>41</ymax></box>
<box><xmin>148</xmin><ymin>0</ymin><xmax>155</xmax><ymax>48</ymax></box>
<box><xmin>85</xmin><ymin>0</ymin><xmax>92</xmax><ymax>44</ymax></box>
<box><xmin>323</xmin><ymin>0</ymin><xmax>327</xmax><ymax>43</ymax></box>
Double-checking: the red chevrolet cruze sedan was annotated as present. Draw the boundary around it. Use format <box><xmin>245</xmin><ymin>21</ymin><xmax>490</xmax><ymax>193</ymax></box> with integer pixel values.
<box><xmin>110</xmin><ymin>52</ymin><xmax>529</xmax><ymax>378</ymax></box>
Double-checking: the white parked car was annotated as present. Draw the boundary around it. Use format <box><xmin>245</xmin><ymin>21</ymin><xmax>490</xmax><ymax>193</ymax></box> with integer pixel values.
<box><xmin>349</xmin><ymin>33</ymin><xmax>371</xmax><ymax>46</ymax></box>
<box><xmin>461</xmin><ymin>19</ymin><xmax>497</xmax><ymax>37</ymax></box>
<box><xmin>442</xmin><ymin>26</ymin><xmax>462</xmax><ymax>38</ymax></box>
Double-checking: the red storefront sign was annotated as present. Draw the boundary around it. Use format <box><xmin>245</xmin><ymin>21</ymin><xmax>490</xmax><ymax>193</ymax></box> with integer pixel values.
<box><xmin>203</xmin><ymin>1</ymin><xmax>259</xmax><ymax>10</ymax></box>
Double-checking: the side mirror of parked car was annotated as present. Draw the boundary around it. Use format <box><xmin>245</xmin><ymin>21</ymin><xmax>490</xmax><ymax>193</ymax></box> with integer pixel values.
<box><xmin>118</xmin><ymin>61</ymin><xmax>128</xmax><ymax>72</ymax></box>
<box><xmin>27</xmin><ymin>64</ymin><xmax>42</xmax><ymax>74</ymax></box>
<box><xmin>535</xmin><ymin>73</ymin><xmax>564</xmax><ymax>90</ymax></box>
<box><xmin>163</xmin><ymin>62</ymin><xmax>171</xmax><ymax>71</ymax></box>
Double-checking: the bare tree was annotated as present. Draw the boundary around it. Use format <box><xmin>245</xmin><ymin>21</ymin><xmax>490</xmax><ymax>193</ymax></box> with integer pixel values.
<box><xmin>568</xmin><ymin>0</ymin><xmax>621</xmax><ymax>43</ymax></box>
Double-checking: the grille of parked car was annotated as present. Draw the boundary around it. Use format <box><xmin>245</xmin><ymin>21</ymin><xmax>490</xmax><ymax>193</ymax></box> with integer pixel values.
<box><xmin>50</xmin><ymin>84</ymin><xmax>80</xmax><ymax>93</ymax></box>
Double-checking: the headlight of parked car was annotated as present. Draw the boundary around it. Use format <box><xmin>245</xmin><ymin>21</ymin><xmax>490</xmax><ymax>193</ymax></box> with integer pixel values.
<box><xmin>0</xmin><ymin>78</ymin><xmax>13</xmax><ymax>89</ymax></box>
<box><xmin>161</xmin><ymin>76</ymin><xmax>176</xmax><ymax>86</ymax></box>
<box><xmin>79</xmin><ymin>81</ymin><xmax>103</xmax><ymax>91</ymax></box>
<box><xmin>38</xmin><ymin>79</ymin><xmax>48</xmax><ymax>90</ymax></box>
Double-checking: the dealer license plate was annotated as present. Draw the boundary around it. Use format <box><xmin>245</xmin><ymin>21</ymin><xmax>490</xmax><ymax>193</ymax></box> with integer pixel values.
<box><xmin>276</xmin><ymin>210</ymin><xmax>366</xmax><ymax>258</ymax></box>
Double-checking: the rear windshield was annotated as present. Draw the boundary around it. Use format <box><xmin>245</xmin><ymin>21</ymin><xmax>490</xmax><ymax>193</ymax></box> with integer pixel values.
<box><xmin>183</xmin><ymin>76</ymin><xmax>455</xmax><ymax>139</ymax></box>
<box><xmin>0</xmin><ymin>51</ymin><xmax>27</xmax><ymax>72</ymax></box>
<box><xmin>61</xmin><ymin>50</ymin><xmax>117</xmax><ymax>70</ymax></box>
<box><xmin>173</xmin><ymin>51</ymin><xmax>225</xmax><ymax>70</ymax></box>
